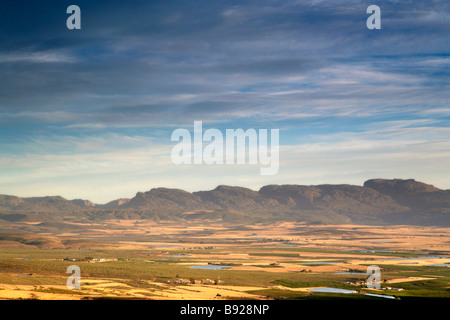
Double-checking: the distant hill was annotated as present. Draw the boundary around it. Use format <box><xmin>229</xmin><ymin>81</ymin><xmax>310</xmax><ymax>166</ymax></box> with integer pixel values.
<box><xmin>364</xmin><ymin>179</ymin><xmax>450</xmax><ymax>226</ymax></box>
<box><xmin>122</xmin><ymin>188</ymin><xmax>205</xmax><ymax>210</ymax></box>
<box><xmin>97</xmin><ymin>198</ymin><xmax>130</xmax><ymax>209</ymax></box>
<box><xmin>0</xmin><ymin>195</ymin><xmax>81</xmax><ymax>212</ymax></box>
<box><xmin>71</xmin><ymin>199</ymin><xmax>96</xmax><ymax>208</ymax></box>
<box><xmin>194</xmin><ymin>185</ymin><xmax>280</xmax><ymax>211</ymax></box>
<box><xmin>0</xmin><ymin>178</ymin><xmax>449</xmax><ymax>226</ymax></box>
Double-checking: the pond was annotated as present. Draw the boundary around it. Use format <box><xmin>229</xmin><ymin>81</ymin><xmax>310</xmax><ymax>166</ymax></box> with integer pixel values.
<box><xmin>363</xmin><ymin>293</ymin><xmax>397</xmax><ymax>299</ymax></box>
<box><xmin>309</xmin><ymin>287</ymin><xmax>397</xmax><ymax>300</ymax></box>
<box><xmin>190</xmin><ymin>265</ymin><xmax>233</xmax><ymax>270</ymax></box>
<box><xmin>310</xmin><ymin>287</ymin><xmax>358</xmax><ymax>294</ymax></box>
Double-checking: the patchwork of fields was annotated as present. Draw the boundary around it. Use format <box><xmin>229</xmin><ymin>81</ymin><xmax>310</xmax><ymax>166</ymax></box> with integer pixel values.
<box><xmin>0</xmin><ymin>220</ymin><xmax>449</xmax><ymax>300</ymax></box>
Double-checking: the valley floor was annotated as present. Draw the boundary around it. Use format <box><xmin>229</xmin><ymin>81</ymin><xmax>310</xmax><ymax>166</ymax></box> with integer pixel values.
<box><xmin>0</xmin><ymin>220</ymin><xmax>449</xmax><ymax>300</ymax></box>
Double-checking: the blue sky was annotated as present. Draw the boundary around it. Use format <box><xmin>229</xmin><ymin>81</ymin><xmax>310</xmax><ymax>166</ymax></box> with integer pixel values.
<box><xmin>0</xmin><ymin>0</ymin><xmax>449</xmax><ymax>203</ymax></box>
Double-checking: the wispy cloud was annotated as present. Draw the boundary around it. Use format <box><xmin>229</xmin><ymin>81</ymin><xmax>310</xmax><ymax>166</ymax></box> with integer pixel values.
<box><xmin>0</xmin><ymin>51</ymin><xmax>77</xmax><ymax>63</ymax></box>
<box><xmin>0</xmin><ymin>0</ymin><xmax>448</xmax><ymax>200</ymax></box>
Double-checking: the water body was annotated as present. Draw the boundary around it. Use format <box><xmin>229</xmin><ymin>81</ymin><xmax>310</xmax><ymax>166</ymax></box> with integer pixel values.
<box><xmin>310</xmin><ymin>287</ymin><xmax>358</xmax><ymax>294</ymax></box>
<box><xmin>363</xmin><ymin>293</ymin><xmax>397</xmax><ymax>300</ymax></box>
<box><xmin>190</xmin><ymin>265</ymin><xmax>232</xmax><ymax>270</ymax></box>
<box><xmin>309</xmin><ymin>287</ymin><xmax>397</xmax><ymax>300</ymax></box>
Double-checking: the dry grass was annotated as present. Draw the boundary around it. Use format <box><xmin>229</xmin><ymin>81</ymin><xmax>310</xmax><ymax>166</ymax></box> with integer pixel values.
<box><xmin>1</xmin><ymin>220</ymin><xmax>449</xmax><ymax>300</ymax></box>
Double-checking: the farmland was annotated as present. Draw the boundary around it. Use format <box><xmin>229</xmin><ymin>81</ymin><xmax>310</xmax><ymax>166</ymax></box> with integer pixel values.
<box><xmin>0</xmin><ymin>219</ymin><xmax>449</xmax><ymax>300</ymax></box>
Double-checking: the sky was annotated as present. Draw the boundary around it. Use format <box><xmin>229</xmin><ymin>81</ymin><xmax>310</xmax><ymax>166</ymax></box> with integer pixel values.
<box><xmin>0</xmin><ymin>0</ymin><xmax>449</xmax><ymax>203</ymax></box>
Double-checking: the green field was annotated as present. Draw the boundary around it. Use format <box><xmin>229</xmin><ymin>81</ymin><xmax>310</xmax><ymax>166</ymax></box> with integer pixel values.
<box><xmin>1</xmin><ymin>245</ymin><xmax>449</xmax><ymax>300</ymax></box>
<box><xmin>0</xmin><ymin>221</ymin><xmax>449</xmax><ymax>300</ymax></box>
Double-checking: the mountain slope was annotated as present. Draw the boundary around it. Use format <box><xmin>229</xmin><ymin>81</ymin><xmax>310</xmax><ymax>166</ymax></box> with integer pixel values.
<box><xmin>364</xmin><ymin>178</ymin><xmax>450</xmax><ymax>225</ymax></box>
<box><xmin>0</xmin><ymin>178</ymin><xmax>448</xmax><ymax>226</ymax></box>
<box><xmin>122</xmin><ymin>188</ymin><xmax>206</xmax><ymax>210</ymax></box>
<box><xmin>194</xmin><ymin>185</ymin><xmax>280</xmax><ymax>211</ymax></box>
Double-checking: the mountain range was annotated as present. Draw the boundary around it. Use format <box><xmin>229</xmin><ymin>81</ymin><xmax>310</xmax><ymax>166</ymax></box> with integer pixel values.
<box><xmin>0</xmin><ymin>179</ymin><xmax>449</xmax><ymax>226</ymax></box>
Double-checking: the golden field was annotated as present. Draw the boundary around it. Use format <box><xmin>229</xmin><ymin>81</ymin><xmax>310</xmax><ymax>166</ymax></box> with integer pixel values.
<box><xmin>0</xmin><ymin>220</ymin><xmax>449</xmax><ymax>300</ymax></box>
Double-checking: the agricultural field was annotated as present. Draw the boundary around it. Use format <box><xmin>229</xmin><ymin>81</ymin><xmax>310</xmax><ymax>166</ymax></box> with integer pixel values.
<box><xmin>0</xmin><ymin>220</ymin><xmax>449</xmax><ymax>300</ymax></box>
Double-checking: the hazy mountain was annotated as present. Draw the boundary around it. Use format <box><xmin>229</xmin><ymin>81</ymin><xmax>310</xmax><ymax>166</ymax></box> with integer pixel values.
<box><xmin>0</xmin><ymin>195</ymin><xmax>25</xmax><ymax>211</ymax></box>
<box><xmin>98</xmin><ymin>198</ymin><xmax>130</xmax><ymax>209</ymax></box>
<box><xmin>70</xmin><ymin>199</ymin><xmax>96</xmax><ymax>208</ymax></box>
<box><xmin>0</xmin><ymin>195</ymin><xmax>81</xmax><ymax>212</ymax></box>
<box><xmin>194</xmin><ymin>185</ymin><xmax>280</xmax><ymax>211</ymax></box>
<box><xmin>0</xmin><ymin>179</ymin><xmax>448</xmax><ymax>226</ymax></box>
<box><xmin>259</xmin><ymin>184</ymin><xmax>408</xmax><ymax>218</ymax></box>
<box><xmin>122</xmin><ymin>188</ymin><xmax>206</xmax><ymax>210</ymax></box>
<box><xmin>364</xmin><ymin>178</ymin><xmax>450</xmax><ymax>207</ymax></box>
<box><xmin>364</xmin><ymin>178</ymin><xmax>450</xmax><ymax>225</ymax></box>
<box><xmin>364</xmin><ymin>178</ymin><xmax>440</xmax><ymax>202</ymax></box>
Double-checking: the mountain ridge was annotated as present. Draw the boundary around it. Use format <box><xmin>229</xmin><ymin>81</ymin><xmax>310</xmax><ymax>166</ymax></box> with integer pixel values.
<box><xmin>0</xmin><ymin>178</ymin><xmax>449</xmax><ymax>226</ymax></box>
